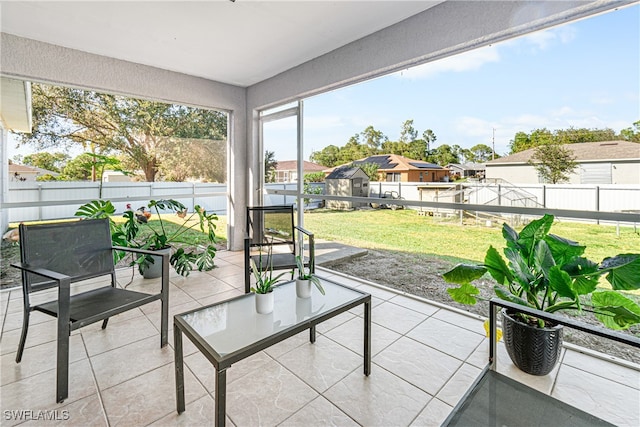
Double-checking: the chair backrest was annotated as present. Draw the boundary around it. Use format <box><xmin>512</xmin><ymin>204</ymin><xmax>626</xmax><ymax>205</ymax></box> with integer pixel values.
<box><xmin>19</xmin><ymin>219</ymin><xmax>115</xmax><ymax>292</ymax></box>
<box><xmin>246</xmin><ymin>205</ymin><xmax>295</xmax><ymax>249</ymax></box>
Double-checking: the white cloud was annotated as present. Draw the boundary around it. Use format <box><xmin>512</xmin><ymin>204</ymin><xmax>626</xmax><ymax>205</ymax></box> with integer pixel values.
<box><xmin>395</xmin><ymin>45</ymin><xmax>501</xmax><ymax>80</ymax></box>
<box><xmin>304</xmin><ymin>115</ymin><xmax>345</xmax><ymax>130</ymax></box>
<box><xmin>505</xmin><ymin>26</ymin><xmax>577</xmax><ymax>53</ymax></box>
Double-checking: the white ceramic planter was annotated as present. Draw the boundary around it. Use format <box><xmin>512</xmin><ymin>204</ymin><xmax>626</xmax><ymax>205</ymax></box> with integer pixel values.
<box><xmin>255</xmin><ymin>291</ymin><xmax>274</xmax><ymax>314</ymax></box>
<box><xmin>142</xmin><ymin>247</ymin><xmax>171</xmax><ymax>279</ymax></box>
<box><xmin>296</xmin><ymin>278</ymin><xmax>312</xmax><ymax>299</ymax></box>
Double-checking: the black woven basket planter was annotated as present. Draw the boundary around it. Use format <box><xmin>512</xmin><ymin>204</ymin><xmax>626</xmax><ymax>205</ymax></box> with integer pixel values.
<box><xmin>502</xmin><ymin>309</ymin><xmax>563</xmax><ymax>376</ymax></box>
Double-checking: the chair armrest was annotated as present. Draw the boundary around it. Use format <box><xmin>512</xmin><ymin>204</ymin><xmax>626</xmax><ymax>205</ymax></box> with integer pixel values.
<box><xmin>10</xmin><ymin>262</ymin><xmax>71</xmax><ymax>282</ymax></box>
<box><xmin>112</xmin><ymin>246</ymin><xmax>170</xmax><ymax>258</ymax></box>
<box><xmin>294</xmin><ymin>225</ymin><xmax>314</xmax><ymax>238</ymax></box>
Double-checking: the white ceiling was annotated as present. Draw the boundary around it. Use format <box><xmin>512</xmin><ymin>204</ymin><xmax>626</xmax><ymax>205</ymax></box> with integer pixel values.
<box><xmin>0</xmin><ymin>1</ymin><xmax>443</xmax><ymax>87</ymax></box>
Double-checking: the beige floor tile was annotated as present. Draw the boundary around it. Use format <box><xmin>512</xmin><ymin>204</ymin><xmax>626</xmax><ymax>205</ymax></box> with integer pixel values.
<box><xmin>324</xmin><ymin>316</ymin><xmax>401</xmax><ymax>356</ymax></box>
<box><xmin>374</xmin><ymin>336</ymin><xmax>462</xmax><ymax>396</ymax></box>
<box><xmin>280</xmin><ymin>396</ymin><xmax>359</xmax><ymax>427</ymax></box>
<box><xmin>144</xmin><ymin>299</ymin><xmax>203</xmax><ymax>335</ymax></box>
<box><xmin>101</xmin><ymin>363</ymin><xmax>207</xmax><ymax>427</ymax></box>
<box><xmin>552</xmin><ymin>364</ymin><xmax>640</xmax><ymax>426</ymax></box>
<box><xmin>225</xmin><ymin>360</ymin><xmax>318</xmax><ymax>426</ymax></box>
<box><xmin>436</xmin><ymin>362</ymin><xmax>483</xmax><ymax>407</ymax></box>
<box><xmin>325</xmin><ymin>362</ymin><xmax>431</xmax><ymax>427</ymax></box>
<box><xmin>315</xmin><ymin>311</ymin><xmax>356</xmax><ymax>334</ymax></box>
<box><xmin>1</xmin><ymin>319</ymin><xmax>57</xmax><ymax>356</ymax></box>
<box><xmin>0</xmin><ymin>358</ymin><xmax>97</xmax><ymax>419</ymax></box>
<box><xmin>388</xmin><ymin>294</ymin><xmax>440</xmax><ymax>316</ymax></box>
<box><xmin>80</xmin><ymin>315</ymin><xmax>159</xmax><ymax>356</ymax></box>
<box><xmin>279</xmin><ymin>339</ymin><xmax>363</xmax><ymax>392</ymax></box>
<box><xmin>149</xmin><ymin>394</ymin><xmax>235</xmax><ymax>426</ymax></box>
<box><xmin>91</xmin><ymin>335</ymin><xmax>174</xmax><ymax>389</ymax></box>
<box><xmin>206</xmin><ymin>264</ymin><xmax>244</xmax><ymax>280</ymax></box>
<box><xmin>138</xmin><ymin>286</ymin><xmax>197</xmax><ymax>315</ymax></box>
<box><xmin>197</xmin><ymin>288</ymin><xmax>244</xmax><ymax>307</ymax></box>
<box><xmin>21</xmin><ymin>393</ymin><xmax>107</xmax><ymax>427</ymax></box>
<box><xmin>264</xmin><ymin>330</ymin><xmax>309</xmax><ymax>359</ymax></box>
<box><xmin>372</xmin><ymin>300</ymin><xmax>429</xmax><ymax>334</ymax></box>
<box><xmin>2</xmin><ymin>309</ymin><xmax>53</xmax><ymax>333</ymax></box>
<box><xmin>2</xmin><ymin>334</ymin><xmax>87</xmax><ymax>385</ymax></box>
<box><xmin>353</xmin><ymin>283</ymin><xmax>398</xmax><ymax>300</ymax></box>
<box><xmin>408</xmin><ymin>317</ymin><xmax>484</xmax><ymax>361</ymax></box>
<box><xmin>174</xmin><ymin>275</ymin><xmax>235</xmax><ymax>301</ymax></box>
<box><xmin>563</xmin><ymin>348</ymin><xmax>640</xmax><ymax>389</ymax></box>
<box><xmin>433</xmin><ymin>308</ymin><xmax>485</xmax><ymax>333</ymax></box>
<box><xmin>410</xmin><ymin>397</ymin><xmax>453</xmax><ymax>427</ymax></box>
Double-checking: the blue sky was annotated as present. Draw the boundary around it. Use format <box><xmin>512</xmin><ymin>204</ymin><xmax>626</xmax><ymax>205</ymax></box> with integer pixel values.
<box><xmin>266</xmin><ymin>4</ymin><xmax>639</xmax><ymax>161</ymax></box>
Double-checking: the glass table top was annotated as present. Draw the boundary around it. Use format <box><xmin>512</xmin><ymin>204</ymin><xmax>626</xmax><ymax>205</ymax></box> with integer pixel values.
<box><xmin>176</xmin><ymin>278</ymin><xmax>367</xmax><ymax>358</ymax></box>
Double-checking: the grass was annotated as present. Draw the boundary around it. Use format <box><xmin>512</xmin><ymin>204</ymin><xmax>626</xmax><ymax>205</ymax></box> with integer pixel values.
<box><xmin>302</xmin><ymin>209</ymin><xmax>640</xmax><ymax>264</ymax></box>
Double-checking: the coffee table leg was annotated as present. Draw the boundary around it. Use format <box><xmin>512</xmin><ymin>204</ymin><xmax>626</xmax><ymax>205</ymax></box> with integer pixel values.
<box><xmin>310</xmin><ymin>325</ymin><xmax>316</xmax><ymax>343</ymax></box>
<box><xmin>364</xmin><ymin>299</ymin><xmax>371</xmax><ymax>376</ymax></box>
<box><xmin>215</xmin><ymin>368</ymin><xmax>227</xmax><ymax>427</ymax></box>
<box><xmin>174</xmin><ymin>323</ymin><xmax>185</xmax><ymax>414</ymax></box>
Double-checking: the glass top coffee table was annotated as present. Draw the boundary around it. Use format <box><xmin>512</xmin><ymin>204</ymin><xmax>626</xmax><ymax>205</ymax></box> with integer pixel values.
<box><xmin>173</xmin><ymin>276</ymin><xmax>372</xmax><ymax>427</ymax></box>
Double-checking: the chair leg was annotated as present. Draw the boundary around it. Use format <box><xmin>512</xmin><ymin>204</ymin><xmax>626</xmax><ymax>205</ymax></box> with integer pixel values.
<box><xmin>15</xmin><ymin>309</ymin><xmax>30</xmax><ymax>363</ymax></box>
<box><xmin>101</xmin><ymin>318</ymin><xmax>109</xmax><ymax>329</ymax></box>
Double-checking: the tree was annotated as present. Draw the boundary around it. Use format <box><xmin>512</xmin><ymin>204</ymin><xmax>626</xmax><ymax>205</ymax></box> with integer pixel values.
<box><xmin>22</xmin><ymin>152</ymin><xmax>69</xmax><ymax>172</ymax></box>
<box><xmin>620</xmin><ymin>120</ymin><xmax>640</xmax><ymax>143</ymax></box>
<box><xmin>360</xmin><ymin>126</ymin><xmax>388</xmax><ymax>155</ymax></box>
<box><xmin>264</xmin><ymin>150</ymin><xmax>278</xmax><ymax>183</ymax></box>
<box><xmin>158</xmin><ymin>138</ymin><xmax>226</xmax><ymax>182</ymax></box>
<box><xmin>399</xmin><ymin>119</ymin><xmax>418</xmax><ymax>143</ymax></box>
<box><xmin>310</xmin><ymin>145</ymin><xmax>341</xmax><ymax>167</ymax></box>
<box><xmin>428</xmin><ymin>144</ymin><xmax>460</xmax><ymax>166</ymax></box>
<box><xmin>528</xmin><ymin>143</ymin><xmax>577</xmax><ymax>184</ymax></box>
<box><xmin>355</xmin><ymin>162</ymin><xmax>381</xmax><ymax>181</ymax></box>
<box><xmin>422</xmin><ymin>129</ymin><xmax>437</xmax><ymax>152</ymax></box>
<box><xmin>465</xmin><ymin>144</ymin><xmax>496</xmax><ymax>163</ymax></box>
<box><xmin>17</xmin><ymin>83</ymin><xmax>227</xmax><ymax>182</ymax></box>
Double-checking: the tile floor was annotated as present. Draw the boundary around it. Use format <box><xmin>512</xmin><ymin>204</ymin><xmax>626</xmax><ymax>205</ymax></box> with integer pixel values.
<box><xmin>1</xmin><ymin>250</ymin><xmax>639</xmax><ymax>426</ymax></box>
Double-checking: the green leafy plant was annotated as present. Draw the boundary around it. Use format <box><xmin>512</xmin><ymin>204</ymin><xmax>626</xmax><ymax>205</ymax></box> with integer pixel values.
<box><xmin>76</xmin><ymin>199</ymin><xmax>218</xmax><ymax>276</ymax></box>
<box><xmin>295</xmin><ymin>255</ymin><xmax>325</xmax><ymax>295</ymax></box>
<box><xmin>443</xmin><ymin>214</ymin><xmax>640</xmax><ymax>329</ymax></box>
<box><xmin>250</xmin><ymin>243</ymin><xmax>286</xmax><ymax>294</ymax></box>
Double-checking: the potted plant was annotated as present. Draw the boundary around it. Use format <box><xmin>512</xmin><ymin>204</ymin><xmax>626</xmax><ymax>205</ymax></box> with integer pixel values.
<box><xmin>295</xmin><ymin>255</ymin><xmax>325</xmax><ymax>298</ymax></box>
<box><xmin>443</xmin><ymin>214</ymin><xmax>640</xmax><ymax>375</ymax></box>
<box><xmin>250</xmin><ymin>245</ymin><xmax>287</xmax><ymax>314</ymax></box>
<box><xmin>76</xmin><ymin>199</ymin><xmax>219</xmax><ymax>277</ymax></box>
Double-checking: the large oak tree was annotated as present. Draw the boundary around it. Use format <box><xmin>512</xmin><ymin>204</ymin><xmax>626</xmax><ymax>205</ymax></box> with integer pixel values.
<box><xmin>17</xmin><ymin>84</ymin><xmax>227</xmax><ymax>182</ymax></box>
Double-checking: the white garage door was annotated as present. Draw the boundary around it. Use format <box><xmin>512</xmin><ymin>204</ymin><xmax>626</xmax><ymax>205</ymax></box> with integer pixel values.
<box><xmin>580</xmin><ymin>163</ymin><xmax>611</xmax><ymax>184</ymax></box>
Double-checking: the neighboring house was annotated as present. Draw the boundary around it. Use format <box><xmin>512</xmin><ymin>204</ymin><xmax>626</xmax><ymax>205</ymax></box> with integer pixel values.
<box><xmin>485</xmin><ymin>141</ymin><xmax>640</xmax><ymax>184</ymax></box>
<box><xmin>8</xmin><ymin>163</ymin><xmax>59</xmax><ymax>182</ymax></box>
<box><xmin>273</xmin><ymin>160</ymin><xmax>325</xmax><ymax>183</ymax></box>
<box><xmin>102</xmin><ymin>170</ymin><xmax>131</xmax><ymax>182</ymax></box>
<box><xmin>446</xmin><ymin>163</ymin><xmax>486</xmax><ymax>179</ymax></box>
<box><xmin>327</xmin><ymin>154</ymin><xmax>449</xmax><ymax>183</ymax></box>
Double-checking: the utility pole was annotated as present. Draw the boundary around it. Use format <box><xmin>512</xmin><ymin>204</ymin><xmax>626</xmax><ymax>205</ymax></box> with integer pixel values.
<box><xmin>491</xmin><ymin>128</ymin><xmax>496</xmax><ymax>160</ymax></box>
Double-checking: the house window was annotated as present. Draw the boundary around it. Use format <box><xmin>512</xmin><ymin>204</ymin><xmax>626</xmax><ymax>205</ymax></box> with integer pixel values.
<box><xmin>386</xmin><ymin>173</ymin><xmax>401</xmax><ymax>182</ymax></box>
<box><xmin>419</xmin><ymin>172</ymin><xmax>424</xmax><ymax>182</ymax></box>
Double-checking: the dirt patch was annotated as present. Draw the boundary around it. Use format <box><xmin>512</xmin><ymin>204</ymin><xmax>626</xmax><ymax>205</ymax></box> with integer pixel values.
<box><xmin>329</xmin><ymin>249</ymin><xmax>640</xmax><ymax>364</ymax></box>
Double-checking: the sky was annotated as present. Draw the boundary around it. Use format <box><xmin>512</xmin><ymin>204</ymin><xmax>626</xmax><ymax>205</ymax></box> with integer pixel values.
<box><xmin>265</xmin><ymin>4</ymin><xmax>640</xmax><ymax>162</ymax></box>
<box><xmin>9</xmin><ymin>4</ymin><xmax>640</xmax><ymax>164</ymax></box>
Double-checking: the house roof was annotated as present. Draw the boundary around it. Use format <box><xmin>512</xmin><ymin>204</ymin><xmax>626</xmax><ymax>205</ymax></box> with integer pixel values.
<box><xmin>487</xmin><ymin>141</ymin><xmax>640</xmax><ymax>165</ymax></box>
<box><xmin>349</xmin><ymin>154</ymin><xmax>444</xmax><ymax>172</ymax></box>
<box><xmin>9</xmin><ymin>163</ymin><xmax>59</xmax><ymax>176</ymax></box>
<box><xmin>275</xmin><ymin>160</ymin><xmax>325</xmax><ymax>172</ymax></box>
<box><xmin>326</xmin><ymin>167</ymin><xmax>365</xmax><ymax>180</ymax></box>
<box><xmin>446</xmin><ymin>163</ymin><xmax>486</xmax><ymax>170</ymax></box>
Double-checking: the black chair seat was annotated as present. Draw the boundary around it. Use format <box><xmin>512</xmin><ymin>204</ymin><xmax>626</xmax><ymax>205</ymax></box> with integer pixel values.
<box><xmin>35</xmin><ymin>287</ymin><xmax>158</xmax><ymax>326</ymax></box>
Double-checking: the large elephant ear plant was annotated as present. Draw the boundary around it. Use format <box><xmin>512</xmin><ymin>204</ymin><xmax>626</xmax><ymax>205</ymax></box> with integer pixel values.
<box><xmin>443</xmin><ymin>214</ymin><xmax>640</xmax><ymax>329</ymax></box>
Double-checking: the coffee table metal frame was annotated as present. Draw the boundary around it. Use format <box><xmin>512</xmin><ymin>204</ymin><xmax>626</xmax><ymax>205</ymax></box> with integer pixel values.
<box><xmin>173</xmin><ymin>277</ymin><xmax>371</xmax><ymax>426</ymax></box>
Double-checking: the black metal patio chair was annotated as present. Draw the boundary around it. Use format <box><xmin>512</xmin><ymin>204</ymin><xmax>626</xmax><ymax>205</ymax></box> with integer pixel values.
<box><xmin>11</xmin><ymin>218</ymin><xmax>169</xmax><ymax>403</ymax></box>
<box><xmin>244</xmin><ymin>205</ymin><xmax>315</xmax><ymax>293</ymax></box>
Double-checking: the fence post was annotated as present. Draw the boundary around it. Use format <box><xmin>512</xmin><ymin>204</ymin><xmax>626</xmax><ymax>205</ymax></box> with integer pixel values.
<box><xmin>542</xmin><ymin>185</ymin><xmax>546</xmax><ymax>208</ymax></box>
<box><xmin>38</xmin><ymin>184</ymin><xmax>43</xmax><ymax>221</ymax></box>
<box><xmin>595</xmin><ymin>186</ymin><xmax>600</xmax><ymax>225</ymax></box>
<box><xmin>192</xmin><ymin>182</ymin><xmax>196</xmax><ymax>211</ymax></box>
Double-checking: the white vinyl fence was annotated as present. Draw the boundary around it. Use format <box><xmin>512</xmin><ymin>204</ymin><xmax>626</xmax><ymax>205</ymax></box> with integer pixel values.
<box><xmin>4</xmin><ymin>181</ymin><xmax>639</xmax><ymax>225</ymax></box>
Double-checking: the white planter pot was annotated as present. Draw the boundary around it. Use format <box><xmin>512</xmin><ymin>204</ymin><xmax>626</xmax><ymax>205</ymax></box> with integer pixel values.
<box><xmin>142</xmin><ymin>247</ymin><xmax>171</xmax><ymax>279</ymax></box>
<box><xmin>255</xmin><ymin>291</ymin><xmax>274</xmax><ymax>314</ymax></box>
<box><xmin>296</xmin><ymin>278</ymin><xmax>312</xmax><ymax>299</ymax></box>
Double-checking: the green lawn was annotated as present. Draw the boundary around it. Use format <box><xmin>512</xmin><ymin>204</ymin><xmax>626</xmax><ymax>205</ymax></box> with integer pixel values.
<box><xmin>302</xmin><ymin>209</ymin><xmax>640</xmax><ymax>264</ymax></box>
